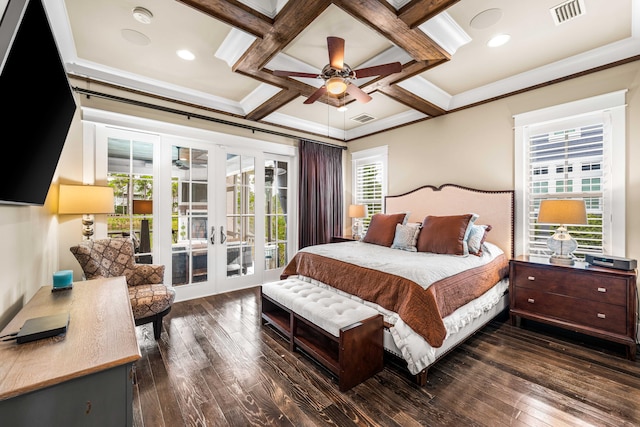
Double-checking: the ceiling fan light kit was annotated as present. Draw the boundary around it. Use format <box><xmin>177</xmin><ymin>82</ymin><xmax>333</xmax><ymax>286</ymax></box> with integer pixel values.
<box><xmin>274</xmin><ymin>36</ymin><xmax>402</xmax><ymax>105</ymax></box>
<box><xmin>326</xmin><ymin>77</ymin><xmax>348</xmax><ymax>95</ymax></box>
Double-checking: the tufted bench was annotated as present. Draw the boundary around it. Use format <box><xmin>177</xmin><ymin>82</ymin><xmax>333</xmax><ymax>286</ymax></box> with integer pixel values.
<box><xmin>261</xmin><ymin>278</ymin><xmax>383</xmax><ymax>391</ymax></box>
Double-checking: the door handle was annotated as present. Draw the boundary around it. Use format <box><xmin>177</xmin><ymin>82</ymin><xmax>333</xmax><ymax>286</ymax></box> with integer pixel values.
<box><xmin>221</xmin><ymin>226</ymin><xmax>227</xmax><ymax>244</ymax></box>
<box><xmin>210</xmin><ymin>226</ymin><xmax>215</xmax><ymax>244</ymax></box>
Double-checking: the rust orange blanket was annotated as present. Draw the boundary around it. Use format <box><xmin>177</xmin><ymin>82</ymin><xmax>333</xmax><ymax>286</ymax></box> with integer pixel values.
<box><xmin>281</xmin><ymin>252</ymin><xmax>508</xmax><ymax>348</ymax></box>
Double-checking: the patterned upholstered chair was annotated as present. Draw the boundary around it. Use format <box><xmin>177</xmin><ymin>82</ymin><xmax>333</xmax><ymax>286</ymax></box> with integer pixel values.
<box><xmin>70</xmin><ymin>237</ymin><xmax>175</xmax><ymax>339</ymax></box>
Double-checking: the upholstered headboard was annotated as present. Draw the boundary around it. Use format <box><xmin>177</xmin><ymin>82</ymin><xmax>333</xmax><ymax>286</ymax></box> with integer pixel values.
<box><xmin>385</xmin><ymin>184</ymin><xmax>514</xmax><ymax>258</ymax></box>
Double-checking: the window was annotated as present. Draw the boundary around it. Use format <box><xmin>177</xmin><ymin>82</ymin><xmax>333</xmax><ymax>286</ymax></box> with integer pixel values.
<box><xmin>514</xmin><ymin>91</ymin><xmax>626</xmax><ymax>258</ymax></box>
<box><xmin>352</xmin><ymin>146</ymin><xmax>388</xmax><ymax>232</ymax></box>
<box><xmin>265</xmin><ymin>158</ymin><xmax>289</xmax><ymax>270</ymax></box>
<box><xmin>106</xmin><ymin>134</ymin><xmax>157</xmax><ymax>262</ymax></box>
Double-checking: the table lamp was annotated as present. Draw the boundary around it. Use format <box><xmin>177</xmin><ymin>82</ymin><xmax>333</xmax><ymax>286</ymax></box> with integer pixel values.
<box><xmin>133</xmin><ymin>199</ymin><xmax>153</xmax><ymax>255</ymax></box>
<box><xmin>58</xmin><ymin>184</ymin><xmax>114</xmax><ymax>240</ymax></box>
<box><xmin>537</xmin><ymin>199</ymin><xmax>587</xmax><ymax>265</ymax></box>
<box><xmin>348</xmin><ymin>204</ymin><xmax>367</xmax><ymax>240</ymax></box>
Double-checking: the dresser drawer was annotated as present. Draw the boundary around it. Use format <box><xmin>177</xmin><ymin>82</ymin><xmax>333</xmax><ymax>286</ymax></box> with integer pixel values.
<box><xmin>513</xmin><ymin>287</ymin><xmax>628</xmax><ymax>335</ymax></box>
<box><xmin>511</xmin><ymin>264</ymin><xmax>628</xmax><ymax>306</ymax></box>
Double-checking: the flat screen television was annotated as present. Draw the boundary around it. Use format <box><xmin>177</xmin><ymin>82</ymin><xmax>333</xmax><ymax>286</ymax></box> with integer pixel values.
<box><xmin>0</xmin><ymin>0</ymin><xmax>76</xmax><ymax>206</ymax></box>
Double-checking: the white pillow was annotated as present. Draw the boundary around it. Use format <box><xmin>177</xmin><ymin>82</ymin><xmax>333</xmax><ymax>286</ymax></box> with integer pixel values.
<box><xmin>467</xmin><ymin>224</ymin><xmax>492</xmax><ymax>256</ymax></box>
<box><xmin>391</xmin><ymin>223</ymin><xmax>421</xmax><ymax>252</ymax></box>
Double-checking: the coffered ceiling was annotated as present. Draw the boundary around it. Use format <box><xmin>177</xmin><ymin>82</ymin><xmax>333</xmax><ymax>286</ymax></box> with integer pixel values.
<box><xmin>47</xmin><ymin>0</ymin><xmax>638</xmax><ymax>141</ymax></box>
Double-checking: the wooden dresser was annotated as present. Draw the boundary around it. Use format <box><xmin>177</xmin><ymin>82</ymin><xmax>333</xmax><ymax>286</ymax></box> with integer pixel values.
<box><xmin>0</xmin><ymin>277</ymin><xmax>141</xmax><ymax>426</ymax></box>
<box><xmin>509</xmin><ymin>255</ymin><xmax>637</xmax><ymax>360</ymax></box>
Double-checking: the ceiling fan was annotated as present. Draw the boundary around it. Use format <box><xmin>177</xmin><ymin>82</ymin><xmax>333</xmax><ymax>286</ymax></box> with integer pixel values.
<box><xmin>273</xmin><ymin>36</ymin><xmax>402</xmax><ymax>105</ymax></box>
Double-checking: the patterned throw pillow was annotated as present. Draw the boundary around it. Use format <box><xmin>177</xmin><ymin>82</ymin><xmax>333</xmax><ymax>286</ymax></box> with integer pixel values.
<box><xmin>391</xmin><ymin>223</ymin><xmax>421</xmax><ymax>252</ymax></box>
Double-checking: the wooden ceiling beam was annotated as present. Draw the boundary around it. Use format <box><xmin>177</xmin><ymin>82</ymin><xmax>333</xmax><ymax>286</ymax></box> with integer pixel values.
<box><xmin>233</xmin><ymin>0</ymin><xmax>332</xmax><ymax>72</ymax></box>
<box><xmin>244</xmin><ymin>89</ymin><xmax>301</xmax><ymax>121</ymax></box>
<box><xmin>397</xmin><ymin>0</ymin><xmax>461</xmax><ymax>29</ymax></box>
<box><xmin>176</xmin><ymin>0</ymin><xmax>273</xmax><ymax>38</ymax></box>
<box><xmin>378</xmin><ymin>85</ymin><xmax>445</xmax><ymax>117</ymax></box>
<box><xmin>332</xmin><ymin>0</ymin><xmax>450</xmax><ymax>61</ymax></box>
<box><xmin>184</xmin><ymin>0</ymin><xmax>459</xmax><ymax>122</ymax></box>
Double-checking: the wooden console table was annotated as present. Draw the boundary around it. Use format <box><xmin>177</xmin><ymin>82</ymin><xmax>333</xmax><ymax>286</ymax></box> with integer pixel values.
<box><xmin>0</xmin><ymin>277</ymin><xmax>141</xmax><ymax>426</ymax></box>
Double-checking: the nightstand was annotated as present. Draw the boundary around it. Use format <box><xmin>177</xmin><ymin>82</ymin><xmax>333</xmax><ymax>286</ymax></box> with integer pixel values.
<box><xmin>509</xmin><ymin>255</ymin><xmax>637</xmax><ymax>360</ymax></box>
<box><xmin>331</xmin><ymin>236</ymin><xmax>357</xmax><ymax>243</ymax></box>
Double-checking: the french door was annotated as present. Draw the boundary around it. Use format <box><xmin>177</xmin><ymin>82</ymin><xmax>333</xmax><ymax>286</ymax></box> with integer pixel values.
<box><xmin>89</xmin><ymin>112</ymin><xmax>295</xmax><ymax>303</ymax></box>
<box><xmin>167</xmin><ymin>141</ymin><xmax>266</xmax><ymax>299</ymax></box>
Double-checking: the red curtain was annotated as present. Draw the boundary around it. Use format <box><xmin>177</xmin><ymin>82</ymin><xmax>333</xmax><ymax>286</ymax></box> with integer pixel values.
<box><xmin>298</xmin><ymin>140</ymin><xmax>343</xmax><ymax>248</ymax></box>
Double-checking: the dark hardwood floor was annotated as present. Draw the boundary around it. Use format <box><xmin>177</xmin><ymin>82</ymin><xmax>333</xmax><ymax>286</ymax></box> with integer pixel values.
<box><xmin>132</xmin><ymin>286</ymin><xmax>640</xmax><ymax>426</ymax></box>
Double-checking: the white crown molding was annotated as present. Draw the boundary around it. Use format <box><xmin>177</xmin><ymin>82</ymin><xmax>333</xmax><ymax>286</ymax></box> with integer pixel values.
<box><xmin>67</xmin><ymin>59</ymin><xmax>247</xmax><ymax>116</ymax></box>
<box><xmin>43</xmin><ymin>0</ymin><xmax>77</xmax><ymax>60</ymax></box>
<box><xmin>240</xmin><ymin>83</ymin><xmax>282</xmax><ymax>114</ymax></box>
<box><xmin>345</xmin><ymin>110</ymin><xmax>427</xmax><ymax>140</ymax></box>
<box><xmin>237</xmin><ymin>0</ymin><xmax>288</xmax><ymax>19</ymax></box>
<box><xmin>214</xmin><ymin>28</ymin><xmax>257</xmax><ymax>68</ymax></box>
<box><xmin>264</xmin><ymin>111</ymin><xmax>346</xmax><ymax>140</ymax></box>
<box><xmin>385</xmin><ymin>0</ymin><xmax>411</xmax><ymax>9</ymax></box>
<box><xmin>449</xmin><ymin>35</ymin><xmax>640</xmax><ymax>110</ymax></box>
<box><xmin>418</xmin><ymin>12</ymin><xmax>471</xmax><ymax>56</ymax></box>
<box><xmin>397</xmin><ymin>75</ymin><xmax>452</xmax><ymax>110</ymax></box>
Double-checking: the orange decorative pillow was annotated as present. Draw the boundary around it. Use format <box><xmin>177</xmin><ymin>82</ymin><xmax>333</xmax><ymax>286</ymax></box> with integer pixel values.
<box><xmin>362</xmin><ymin>212</ymin><xmax>408</xmax><ymax>247</ymax></box>
<box><xmin>416</xmin><ymin>214</ymin><xmax>477</xmax><ymax>255</ymax></box>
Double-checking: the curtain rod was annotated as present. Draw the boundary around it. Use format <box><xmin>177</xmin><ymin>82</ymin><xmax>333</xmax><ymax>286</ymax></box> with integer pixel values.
<box><xmin>72</xmin><ymin>87</ymin><xmax>347</xmax><ymax>150</ymax></box>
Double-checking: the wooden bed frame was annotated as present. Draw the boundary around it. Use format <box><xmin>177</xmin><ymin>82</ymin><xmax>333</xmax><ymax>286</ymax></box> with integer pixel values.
<box><xmin>384</xmin><ymin>183</ymin><xmax>515</xmax><ymax>385</ymax></box>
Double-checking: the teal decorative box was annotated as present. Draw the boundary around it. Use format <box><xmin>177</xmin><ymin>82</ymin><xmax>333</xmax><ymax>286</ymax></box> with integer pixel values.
<box><xmin>53</xmin><ymin>270</ymin><xmax>73</xmax><ymax>290</ymax></box>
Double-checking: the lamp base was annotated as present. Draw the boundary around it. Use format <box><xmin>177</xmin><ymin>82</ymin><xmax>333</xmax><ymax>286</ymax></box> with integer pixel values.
<box><xmin>352</xmin><ymin>219</ymin><xmax>362</xmax><ymax>241</ymax></box>
<box><xmin>549</xmin><ymin>254</ymin><xmax>575</xmax><ymax>266</ymax></box>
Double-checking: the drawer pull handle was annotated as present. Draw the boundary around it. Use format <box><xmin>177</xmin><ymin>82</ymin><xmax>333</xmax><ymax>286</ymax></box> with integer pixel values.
<box><xmin>597</xmin><ymin>287</ymin><xmax>607</xmax><ymax>293</ymax></box>
<box><xmin>527</xmin><ymin>298</ymin><xmax>535</xmax><ymax>303</ymax></box>
<box><xmin>597</xmin><ymin>313</ymin><xmax>606</xmax><ymax>319</ymax></box>
<box><xmin>527</xmin><ymin>276</ymin><xmax>535</xmax><ymax>281</ymax></box>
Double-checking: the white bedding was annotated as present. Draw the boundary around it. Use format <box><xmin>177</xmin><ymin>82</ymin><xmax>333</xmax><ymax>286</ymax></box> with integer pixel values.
<box><xmin>294</xmin><ymin>241</ymin><xmax>509</xmax><ymax>375</ymax></box>
<box><xmin>299</xmin><ymin>240</ymin><xmax>504</xmax><ymax>290</ymax></box>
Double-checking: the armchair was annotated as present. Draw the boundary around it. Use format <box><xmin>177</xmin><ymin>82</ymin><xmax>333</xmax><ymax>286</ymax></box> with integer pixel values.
<box><xmin>70</xmin><ymin>237</ymin><xmax>175</xmax><ymax>339</ymax></box>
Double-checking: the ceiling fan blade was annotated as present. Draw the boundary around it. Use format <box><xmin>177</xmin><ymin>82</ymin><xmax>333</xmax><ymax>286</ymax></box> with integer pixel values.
<box><xmin>352</xmin><ymin>62</ymin><xmax>402</xmax><ymax>78</ymax></box>
<box><xmin>273</xmin><ymin>70</ymin><xmax>319</xmax><ymax>78</ymax></box>
<box><xmin>327</xmin><ymin>36</ymin><xmax>344</xmax><ymax>69</ymax></box>
<box><xmin>346</xmin><ymin>84</ymin><xmax>372</xmax><ymax>103</ymax></box>
<box><xmin>303</xmin><ymin>86</ymin><xmax>327</xmax><ymax>104</ymax></box>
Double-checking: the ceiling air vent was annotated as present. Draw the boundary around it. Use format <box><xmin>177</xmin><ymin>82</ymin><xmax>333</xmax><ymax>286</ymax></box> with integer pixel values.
<box><xmin>350</xmin><ymin>113</ymin><xmax>376</xmax><ymax>124</ymax></box>
<box><xmin>550</xmin><ymin>0</ymin><xmax>585</xmax><ymax>25</ymax></box>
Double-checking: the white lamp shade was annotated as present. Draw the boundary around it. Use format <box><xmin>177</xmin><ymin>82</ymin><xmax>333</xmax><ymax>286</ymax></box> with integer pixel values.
<box><xmin>348</xmin><ymin>204</ymin><xmax>367</xmax><ymax>218</ymax></box>
<box><xmin>537</xmin><ymin>199</ymin><xmax>587</xmax><ymax>225</ymax></box>
<box><xmin>58</xmin><ymin>185</ymin><xmax>115</xmax><ymax>214</ymax></box>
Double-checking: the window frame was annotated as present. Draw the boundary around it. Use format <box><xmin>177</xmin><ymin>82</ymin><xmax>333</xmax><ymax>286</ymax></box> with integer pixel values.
<box><xmin>514</xmin><ymin>90</ymin><xmax>626</xmax><ymax>257</ymax></box>
<box><xmin>351</xmin><ymin>146</ymin><xmax>388</xmax><ymax>232</ymax></box>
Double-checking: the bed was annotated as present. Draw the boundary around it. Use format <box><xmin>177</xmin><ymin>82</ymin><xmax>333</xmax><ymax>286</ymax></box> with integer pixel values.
<box><xmin>281</xmin><ymin>184</ymin><xmax>514</xmax><ymax>384</ymax></box>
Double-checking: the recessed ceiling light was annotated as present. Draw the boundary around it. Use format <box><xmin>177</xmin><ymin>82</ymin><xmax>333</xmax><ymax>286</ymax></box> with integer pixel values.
<box><xmin>337</xmin><ymin>106</ymin><xmax>348</xmax><ymax>112</ymax></box>
<box><xmin>132</xmin><ymin>7</ymin><xmax>153</xmax><ymax>24</ymax></box>
<box><xmin>177</xmin><ymin>49</ymin><xmax>195</xmax><ymax>61</ymax></box>
<box><xmin>487</xmin><ymin>34</ymin><xmax>511</xmax><ymax>47</ymax></box>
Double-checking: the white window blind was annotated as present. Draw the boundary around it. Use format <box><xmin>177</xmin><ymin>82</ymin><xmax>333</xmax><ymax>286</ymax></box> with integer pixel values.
<box><xmin>352</xmin><ymin>146</ymin><xmax>387</xmax><ymax>231</ymax></box>
<box><xmin>514</xmin><ymin>90</ymin><xmax>626</xmax><ymax>258</ymax></box>
<box><xmin>354</xmin><ymin>161</ymin><xmax>383</xmax><ymax>229</ymax></box>
<box><xmin>527</xmin><ymin>123</ymin><xmax>605</xmax><ymax>258</ymax></box>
